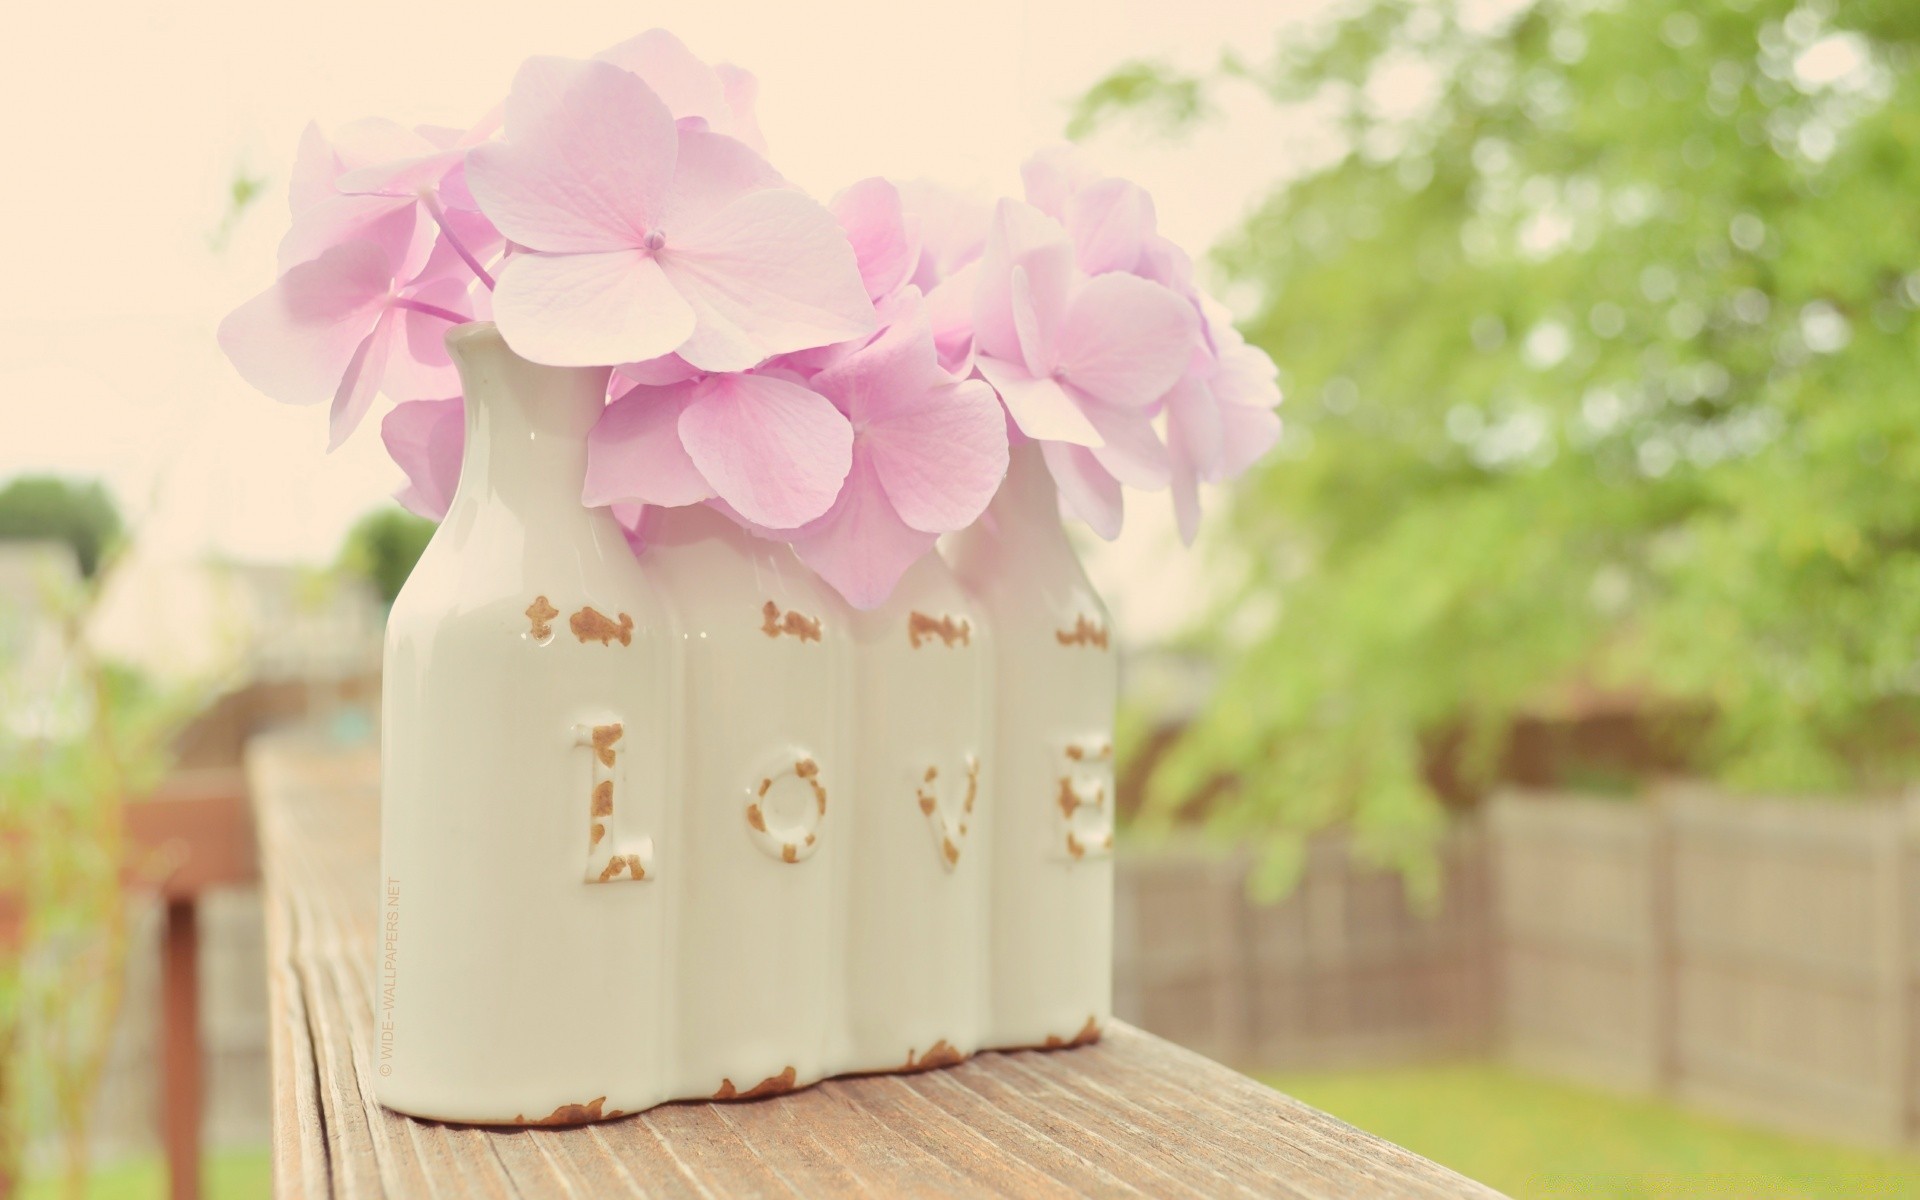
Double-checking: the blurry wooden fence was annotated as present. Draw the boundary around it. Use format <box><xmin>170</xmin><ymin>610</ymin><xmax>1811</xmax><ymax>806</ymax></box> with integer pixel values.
<box><xmin>1113</xmin><ymin>831</ymin><xmax>1497</xmax><ymax>1068</ymax></box>
<box><xmin>1491</xmin><ymin>786</ymin><xmax>1917</xmax><ymax>1145</ymax></box>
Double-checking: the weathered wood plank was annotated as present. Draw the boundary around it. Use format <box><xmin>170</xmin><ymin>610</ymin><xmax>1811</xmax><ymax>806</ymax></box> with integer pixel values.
<box><xmin>251</xmin><ymin>734</ymin><xmax>1500</xmax><ymax>1198</ymax></box>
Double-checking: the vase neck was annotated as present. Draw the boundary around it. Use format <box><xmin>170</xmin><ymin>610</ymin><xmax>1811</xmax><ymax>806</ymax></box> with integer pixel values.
<box><xmin>444</xmin><ymin>323</ymin><xmax>610</xmax><ymax>517</ymax></box>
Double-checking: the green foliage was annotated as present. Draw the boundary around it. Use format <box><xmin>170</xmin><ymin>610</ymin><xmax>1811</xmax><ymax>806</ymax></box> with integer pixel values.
<box><xmin>339</xmin><ymin>508</ymin><xmax>437</xmax><ymax>606</ymax></box>
<box><xmin>1083</xmin><ymin>0</ymin><xmax>1920</xmax><ymax>874</ymax></box>
<box><xmin>0</xmin><ymin>478</ymin><xmax>122</xmax><ymax>578</ymax></box>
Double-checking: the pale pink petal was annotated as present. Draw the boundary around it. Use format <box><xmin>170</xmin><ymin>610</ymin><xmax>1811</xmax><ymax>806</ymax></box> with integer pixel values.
<box><xmin>714</xmin><ymin>64</ymin><xmax>768</xmax><ymax>153</ymax></box>
<box><xmin>972</xmin><ymin>199</ymin><xmax>1073</xmax><ymax>365</ymax></box>
<box><xmin>677</xmin><ymin>373</ymin><xmax>853</xmax><ymax>528</ymax></box>
<box><xmin>1217</xmin><ymin>401</ymin><xmax>1283</xmax><ymax>479</ymax></box>
<box><xmin>1020</xmin><ymin>144</ymin><xmax>1097</xmax><ymax>220</ymax></box>
<box><xmin>289</xmin><ymin>122</ymin><xmax>341</xmax><ymax>216</ymax></box>
<box><xmin>334</xmin><ymin>117</ymin><xmax>440</xmax><ymax>170</ymax></box>
<box><xmin>809</xmin><ymin>307</ymin><xmax>937</xmax><ymax>424</ymax></box>
<box><xmin>900</xmin><ymin>180</ymin><xmax>989</xmax><ymax>289</ymax></box>
<box><xmin>1080</xmin><ymin>398</ymin><xmax>1171</xmax><ymax>490</ymax></box>
<box><xmin>336</xmin><ymin>147</ymin><xmax>465</xmax><ymax>199</ymax></box>
<box><xmin>1067</xmin><ymin>178</ymin><xmax>1155</xmax><ymax>275</ymax></box>
<box><xmin>1009</xmin><ymin>265</ymin><xmax>1052</xmax><ymax>378</ymax></box>
<box><xmin>491</xmin><ymin>249</ymin><xmax>694</xmax><ymax>367</ymax></box>
<box><xmin>1138</xmin><ymin>235</ymin><xmax>1194</xmax><ymax>293</ymax></box>
<box><xmin>595</xmin><ymin>29</ymin><xmax>727</xmax><ymax>127</ymax></box>
<box><xmin>1041</xmin><ymin>441</ymin><xmax>1124</xmax><ymax>540</ymax></box>
<box><xmin>832</xmin><ymin>178</ymin><xmax>918</xmax><ymax>302</ymax></box>
<box><xmin>466</xmin><ymin>57</ymin><xmax>675</xmax><ymax>253</ymax></box>
<box><xmin>789</xmin><ymin>454</ymin><xmax>938</xmax><ymax>610</ymax></box>
<box><xmin>615</xmin><ymin>353</ymin><xmax>703</xmax><ymax>387</ymax></box>
<box><xmin>328</xmin><ymin>307</ymin><xmax>400</xmax><ymax>449</ymax></box>
<box><xmin>583</xmin><ymin>381</ymin><xmax>715</xmax><ymax>508</ymax></box>
<box><xmin>217</xmin><ymin>240</ymin><xmax>392</xmax><ymax>407</ymax></box>
<box><xmin>1055</xmin><ymin>273</ymin><xmax>1196</xmax><ymax>408</ymax></box>
<box><xmin>661</xmin><ymin>188</ymin><xmax>876</xmax><ymax>372</ymax></box>
<box><xmin>382</xmin><ymin>397</ymin><xmax>465</xmax><ymax>520</ymax></box>
<box><xmin>1163</xmin><ymin>373</ymin><xmax>1224</xmax><ymax>482</ymax></box>
<box><xmin>1169</xmin><ymin>450</ymin><xmax>1202</xmax><ymax>546</ymax></box>
<box><xmin>974</xmin><ymin>356</ymin><xmax>1101</xmax><ymax>446</ymax></box>
<box><xmin>278</xmin><ymin>192</ymin><xmax>421</xmax><ymax>272</ymax></box>
<box><xmin>610</xmin><ymin>501</ymin><xmax>656</xmax><ymax>556</ymax></box>
<box><xmin>923</xmin><ymin>262</ymin><xmax>978</xmax><ymax>375</ymax></box>
<box><xmin>867</xmin><ymin>377</ymin><xmax>1008</xmax><ymax>533</ymax></box>
<box><xmin>384</xmin><ymin>265</ymin><xmax>470</xmax><ymax>401</ymax></box>
<box><xmin>1210</xmin><ymin>333</ymin><xmax>1283</xmax><ymax>411</ymax></box>
<box><xmin>659</xmin><ymin>129</ymin><xmax>783</xmax><ymax>232</ymax></box>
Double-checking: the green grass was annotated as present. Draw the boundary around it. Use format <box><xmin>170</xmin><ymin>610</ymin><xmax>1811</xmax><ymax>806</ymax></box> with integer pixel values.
<box><xmin>1265</xmin><ymin>1063</ymin><xmax>1920</xmax><ymax>1199</ymax></box>
<box><xmin>21</xmin><ymin>1147</ymin><xmax>270</xmax><ymax>1199</ymax></box>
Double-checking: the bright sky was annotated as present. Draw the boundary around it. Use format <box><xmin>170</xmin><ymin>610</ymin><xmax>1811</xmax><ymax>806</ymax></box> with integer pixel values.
<box><xmin>4</xmin><ymin>0</ymin><xmax>1329</xmax><ymax>638</ymax></box>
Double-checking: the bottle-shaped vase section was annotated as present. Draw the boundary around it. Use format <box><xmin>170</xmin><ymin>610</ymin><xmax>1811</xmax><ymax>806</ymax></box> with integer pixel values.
<box><xmin>378</xmin><ymin>323</ymin><xmax>680</xmax><ymax>1124</ymax></box>
<box><xmin>841</xmin><ymin>553</ymin><xmax>993</xmax><ymax>1073</ymax></box>
<box><xmin>947</xmin><ymin>442</ymin><xmax>1115</xmax><ymax>1051</ymax></box>
<box><xmin>644</xmin><ymin>504</ymin><xmax>852</xmax><ymax>1101</ymax></box>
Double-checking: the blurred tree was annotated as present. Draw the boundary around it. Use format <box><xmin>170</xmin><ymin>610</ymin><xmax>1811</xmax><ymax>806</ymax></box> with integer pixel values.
<box><xmin>0</xmin><ymin>478</ymin><xmax>122</xmax><ymax>578</ymax></box>
<box><xmin>1080</xmin><ymin>0</ymin><xmax>1920</xmax><ymax>894</ymax></box>
<box><xmin>339</xmin><ymin>508</ymin><xmax>436</xmax><ymax>605</ymax></box>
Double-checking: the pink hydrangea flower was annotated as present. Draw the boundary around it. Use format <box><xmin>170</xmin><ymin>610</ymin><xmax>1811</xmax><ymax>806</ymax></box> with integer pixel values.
<box><xmin>787</xmin><ymin>306</ymin><xmax>1007</xmax><ymax>608</ymax></box>
<box><xmin>970</xmin><ymin>198</ymin><xmax>1195</xmax><ymax>516</ymax></box>
<box><xmin>218</xmin><ymin>234</ymin><xmax>479</xmax><ymax>448</ymax></box>
<box><xmin>466</xmin><ymin>56</ymin><xmax>874</xmax><ymax>370</ymax></box>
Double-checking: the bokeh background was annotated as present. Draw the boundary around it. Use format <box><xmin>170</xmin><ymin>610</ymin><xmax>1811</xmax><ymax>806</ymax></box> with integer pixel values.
<box><xmin>8</xmin><ymin>0</ymin><xmax>1920</xmax><ymax>1196</ymax></box>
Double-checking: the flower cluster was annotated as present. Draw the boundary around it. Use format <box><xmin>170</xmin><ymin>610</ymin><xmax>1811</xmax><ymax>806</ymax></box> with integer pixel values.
<box><xmin>219</xmin><ymin>29</ymin><xmax>1281</xmax><ymax>608</ymax></box>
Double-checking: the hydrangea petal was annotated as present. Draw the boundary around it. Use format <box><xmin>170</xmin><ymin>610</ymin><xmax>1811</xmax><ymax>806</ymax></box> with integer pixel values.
<box><xmin>278</xmin><ymin>192</ymin><xmax>421</xmax><ymax>272</ymax></box>
<box><xmin>923</xmin><ymin>262</ymin><xmax>978</xmax><ymax>375</ymax></box>
<box><xmin>217</xmin><ymin>240</ymin><xmax>392</xmax><ymax>408</ymax></box>
<box><xmin>714</xmin><ymin>64</ymin><xmax>768</xmax><ymax>153</ymax></box>
<box><xmin>466</xmin><ymin>56</ymin><xmax>675</xmax><ymax>253</ymax></box>
<box><xmin>583</xmin><ymin>381</ymin><xmax>715</xmax><ymax>509</ymax></box>
<box><xmin>328</xmin><ymin>308</ymin><xmax>400</xmax><ymax>449</ymax></box>
<box><xmin>1055</xmin><ymin>272</ymin><xmax>1195</xmax><ymax>408</ymax></box>
<box><xmin>677</xmin><ymin>373</ymin><xmax>854</xmax><ymax>528</ymax></box>
<box><xmin>1067</xmin><ymin>177</ymin><xmax>1155</xmax><ymax>275</ymax></box>
<box><xmin>790</xmin><ymin>454</ymin><xmax>938</xmax><ymax>610</ymax></box>
<box><xmin>974</xmin><ymin>356</ymin><xmax>1101</xmax><ymax>447</ymax></box>
<box><xmin>1217</xmin><ymin>400</ymin><xmax>1283</xmax><ymax>479</ymax></box>
<box><xmin>660</xmin><ymin>129</ymin><xmax>784</xmax><ymax>232</ymax></box>
<box><xmin>833</xmin><ymin>178</ymin><xmax>918</xmax><ymax>301</ymax></box>
<box><xmin>867</xmin><ymin>378</ymin><xmax>1008</xmax><ymax>533</ymax></box>
<box><xmin>661</xmin><ymin>188</ymin><xmax>876</xmax><ymax>372</ymax></box>
<box><xmin>595</xmin><ymin>29</ymin><xmax>728</xmax><ymax>129</ymax></box>
<box><xmin>491</xmin><ymin>248</ymin><xmax>694</xmax><ymax>367</ymax></box>
<box><xmin>973</xmin><ymin>198</ymin><xmax>1073</xmax><ymax>365</ymax></box>
<box><xmin>1080</xmin><ymin>398</ymin><xmax>1171</xmax><ymax>490</ymax></box>
<box><xmin>1041</xmin><ymin>441</ymin><xmax>1124</xmax><ymax>540</ymax></box>
<box><xmin>382</xmin><ymin>397</ymin><xmax>465</xmax><ymax>520</ymax></box>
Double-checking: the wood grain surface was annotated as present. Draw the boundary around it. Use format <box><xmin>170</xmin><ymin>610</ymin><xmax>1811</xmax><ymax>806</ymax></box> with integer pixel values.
<box><xmin>250</xmin><ymin>734</ymin><xmax>1502</xmax><ymax>1199</ymax></box>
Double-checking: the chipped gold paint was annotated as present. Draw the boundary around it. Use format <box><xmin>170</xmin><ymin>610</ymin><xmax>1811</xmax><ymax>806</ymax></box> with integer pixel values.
<box><xmin>591</xmin><ymin>781</ymin><xmax>614</xmax><ymax>818</ymax></box>
<box><xmin>513</xmin><ymin>1096</ymin><xmax>625</xmax><ymax>1125</ymax></box>
<box><xmin>782</xmin><ymin>843</ymin><xmax>798</xmax><ymax>863</ymax></box>
<box><xmin>746</xmin><ymin>803</ymin><xmax>767</xmax><ymax>832</ymax></box>
<box><xmin>902</xmin><ymin>1040</ymin><xmax>965</xmax><ymax>1071</ymax></box>
<box><xmin>570</xmin><ymin>607</ymin><xmax>634</xmax><ymax>646</ymax></box>
<box><xmin>760</xmin><ymin>600</ymin><xmax>823</xmax><ymax>642</ymax></box>
<box><xmin>597</xmin><ymin>854</ymin><xmax>646</xmax><ymax>882</ymax></box>
<box><xmin>1041</xmin><ymin>1016</ymin><xmax>1103</xmax><ymax>1050</ymax></box>
<box><xmin>590</xmin><ymin>821</ymin><xmax>605</xmax><ymax>849</ymax></box>
<box><xmin>524</xmin><ymin>596</ymin><xmax>559</xmax><ymax>640</ymax></box>
<box><xmin>907</xmin><ymin>611</ymin><xmax>971</xmax><ymax>648</ymax></box>
<box><xmin>1054</xmin><ymin>615</ymin><xmax>1109</xmax><ymax>649</ymax></box>
<box><xmin>591</xmin><ymin>723</ymin><xmax>622</xmax><ymax>766</ymax></box>
<box><xmin>712</xmin><ymin>1066</ymin><xmax>797</xmax><ymax>1100</ymax></box>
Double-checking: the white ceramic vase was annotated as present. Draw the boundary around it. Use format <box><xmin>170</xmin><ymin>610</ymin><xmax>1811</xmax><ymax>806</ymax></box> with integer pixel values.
<box><xmin>643</xmin><ymin>503</ymin><xmax>854</xmax><ymax>1100</ymax></box>
<box><xmin>841</xmin><ymin>553</ymin><xmax>994</xmax><ymax>1073</ymax></box>
<box><xmin>379</xmin><ymin>324</ymin><xmax>680</xmax><ymax>1124</ymax></box>
<box><xmin>949</xmin><ymin>443</ymin><xmax>1116</xmax><ymax>1050</ymax></box>
<box><xmin>377</xmin><ymin>326</ymin><xmax>1114</xmax><ymax>1125</ymax></box>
